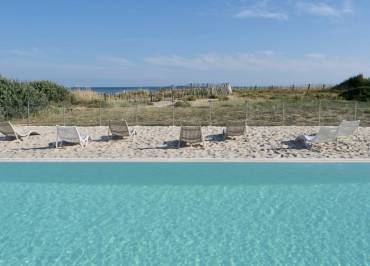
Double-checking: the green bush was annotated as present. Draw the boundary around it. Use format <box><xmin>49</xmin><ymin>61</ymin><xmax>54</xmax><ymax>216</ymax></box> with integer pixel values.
<box><xmin>174</xmin><ymin>100</ymin><xmax>191</xmax><ymax>108</ymax></box>
<box><xmin>332</xmin><ymin>74</ymin><xmax>370</xmax><ymax>91</ymax></box>
<box><xmin>340</xmin><ymin>86</ymin><xmax>370</xmax><ymax>102</ymax></box>
<box><xmin>0</xmin><ymin>75</ymin><xmax>71</xmax><ymax>118</ymax></box>
<box><xmin>185</xmin><ymin>95</ymin><xmax>196</xmax><ymax>101</ymax></box>
<box><xmin>29</xmin><ymin>80</ymin><xmax>72</xmax><ymax>102</ymax></box>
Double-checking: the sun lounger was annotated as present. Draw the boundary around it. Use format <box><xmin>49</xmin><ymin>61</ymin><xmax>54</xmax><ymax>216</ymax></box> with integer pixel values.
<box><xmin>295</xmin><ymin>126</ymin><xmax>338</xmax><ymax>148</ymax></box>
<box><xmin>0</xmin><ymin>121</ymin><xmax>39</xmax><ymax>141</ymax></box>
<box><xmin>223</xmin><ymin>121</ymin><xmax>247</xmax><ymax>140</ymax></box>
<box><xmin>178</xmin><ymin>126</ymin><xmax>205</xmax><ymax>148</ymax></box>
<box><xmin>108</xmin><ymin>120</ymin><xmax>136</xmax><ymax>139</ymax></box>
<box><xmin>337</xmin><ymin>120</ymin><xmax>360</xmax><ymax>141</ymax></box>
<box><xmin>56</xmin><ymin>126</ymin><xmax>90</xmax><ymax>148</ymax></box>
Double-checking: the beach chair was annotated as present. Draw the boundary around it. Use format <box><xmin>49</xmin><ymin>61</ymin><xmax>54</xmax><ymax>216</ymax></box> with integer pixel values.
<box><xmin>337</xmin><ymin>120</ymin><xmax>360</xmax><ymax>141</ymax></box>
<box><xmin>295</xmin><ymin>126</ymin><xmax>338</xmax><ymax>149</ymax></box>
<box><xmin>108</xmin><ymin>120</ymin><xmax>136</xmax><ymax>139</ymax></box>
<box><xmin>178</xmin><ymin>126</ymin><xmax>205</xmax><ymax>148</ymax></box>
<box><xmin>0</xmin><ymin>121</ymin><xmax>39</xmax><ymax>141</ymax></box>
<box><xmin>222</xmin><ymin>121</ymin><xmax>247</xmax><ymax>140</ymax></box>
<box><xmin>56</xmin><ymin>126</ymin><xmax>90</xmax><ymax>148</ymax></box>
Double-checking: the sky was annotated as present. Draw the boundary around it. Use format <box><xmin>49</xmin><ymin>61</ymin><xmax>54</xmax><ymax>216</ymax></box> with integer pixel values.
<box><xmin>0</xmin><ymin>0</ymin><xmax>370</xmax><ymax>87</ymax></box>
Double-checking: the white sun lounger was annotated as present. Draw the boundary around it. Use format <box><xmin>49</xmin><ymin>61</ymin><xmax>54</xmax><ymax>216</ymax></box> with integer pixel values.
<box><xmin>178</xmin><ymin>126</ymin><xmax>205</xmax><ymax>148</ymax></box>
<box><xmin>108</xmin><ymin>120</ymin><xmax>136</xmax><ymax>139</ymax></box>
<box><xmin>223</xmin><ymin>121</ymin><xmax>247</xmax><ymax>140</ymax></box>
<box><xmin>56</xmin><ymin>126</ymin><xmax>90</xmax><ymax>148</ymax></box>
<box><xmin>337</xmin><ymin>120</ymin><xmax>360</xmax><ymax>141</ymax></box>
<box><xmin>295</xmin><ymin>126</ymin><xmax>338</xmax><ymax>148</ymax></box>
<box><xmin>0</xmin><ymin>121</ymin><xmax>39</xmax><ymax>141</ymax></box>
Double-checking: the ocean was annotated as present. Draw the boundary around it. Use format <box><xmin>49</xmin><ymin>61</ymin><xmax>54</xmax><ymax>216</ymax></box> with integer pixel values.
<box><xmin>71</xmin><ymin>87</ymin><xmax>167</xmax><ymax>94</ymax></box>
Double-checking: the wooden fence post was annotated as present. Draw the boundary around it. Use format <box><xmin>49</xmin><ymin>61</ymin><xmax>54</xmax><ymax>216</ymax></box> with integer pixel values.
<box><xmin>172</xmin><ymin>103</ymin><xmax>175</xmax><ymax>127</ymax></box>
<box><xmin>135</xmin><ymin>103</ymin><xmax>138</xmax><ymax>126</ymax></box>
<box><xmin>318</xmin><ymin>100</ymin><xmax>322</xmax><ymax>126</ymax></box>
<box><xmin>27</xmin><ymin>100</ymin><xmax>30</xmax><ymax>126</ymax></box>
<box><xmin>245</xmin><ymin>101</ymin><xmax>249</xmax><ymax>124</ymax></box>
<box><xmin>63</xmin><ymin>105</ymin><xmax>66</xmax><ymax>126</ymax></box>
<box><xmin>282</xmin><ymin>102</ymin><xmax>285</xmax><ymax>126</ymax></box>
<box><xmin>99</xmin><ymin>101</ymin><xmax>102</xmax><ymax>126</ymax></box>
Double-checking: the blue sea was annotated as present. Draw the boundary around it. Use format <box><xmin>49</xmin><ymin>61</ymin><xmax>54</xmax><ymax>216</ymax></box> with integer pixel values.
<box><xmin>71</xmin><ymin>87</ymin><xmax>172</xmax><ymax>94</ymax></box>
<box><xmin>0</xmin><ymin>162</ymin><xmax>369</xmax><ymax>265</ymax></box>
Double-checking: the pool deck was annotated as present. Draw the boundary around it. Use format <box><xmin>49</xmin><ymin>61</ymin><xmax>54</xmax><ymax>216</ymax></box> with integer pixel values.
<box><xmin>1</xmin><ymin>158</ymin><xmax>370</xmax><ymax>163</ymax></box>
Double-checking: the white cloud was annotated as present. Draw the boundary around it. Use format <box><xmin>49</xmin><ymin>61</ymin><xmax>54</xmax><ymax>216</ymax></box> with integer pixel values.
<box><xmin>305</xmin><ymin>53</ymin><xmax>327</xmax><ymax>59</ymax></box>
<box><xmin>145</xmin><ymin>53</ymin><xmax>283</xmax><ymax>71</ymax></box>
<box><xmin>342</xmin><ymin>0</ymin><xmax>353</xmax><ymax>13</ymax></box>
<box><xmin>144</xmin><ymin>52</ymin><xmax>370</xmax><ymax>79</ymax></box>
<box><xmin>235</xmin><ymin>9</ymin><xmax>288</xmax><ymax>20</ymax></box>
<box><xmin>306</xmin><ymin>3</ymin><xmax>341</xmax><ymax>17</ymax></box>
<box><xmin>300</xmin><ymin>1</ymin><xmax>353</xmax><ymax>17</ymax></box>
<box><xmin>97</xmin><ymin>56</ymin><xmax>130</xmax><ymax>66</ymax></box>
<box><xmin>259</xmin><ymin>50</ymin><xmax>276</xmax><ymax>56</ymax></box>
<box><xmin>2</xmin><ymin>50</ymin><xmax>369</xmax><ymax>86</ymax></box>
<box><xmin>234</xmin><ymin>0</ymin><xmax>288</xmax><ymax>21</ymax></box>
<box><xmin>11</xmin><ymin>48</ymin><xmax>43</xmax><ymax>57</ymax></box>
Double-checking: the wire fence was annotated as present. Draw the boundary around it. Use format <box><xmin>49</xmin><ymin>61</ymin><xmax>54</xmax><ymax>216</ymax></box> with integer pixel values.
<box><xmin>2</xmin><ymin>99</ymin><xmax>370</xmax><ymax>127</ymax></box>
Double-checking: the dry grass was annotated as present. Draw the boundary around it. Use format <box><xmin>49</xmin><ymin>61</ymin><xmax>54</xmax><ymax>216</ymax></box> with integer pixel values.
<box><xmin>72</xmin><ymin>89</ymin><xmax>103</xmax><ymax>102</ymax></box>
<box><xmin>14</xmin><ymin>98</ymin><xmax>370</xmax><ymax>127</ymax></box>
<box><xmin>10</xmin><ymin>86</ymin><xmax>370</xmax><ymax>126</ymax></box>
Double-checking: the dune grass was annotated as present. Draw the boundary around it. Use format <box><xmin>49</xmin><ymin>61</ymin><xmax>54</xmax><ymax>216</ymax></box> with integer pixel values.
<box><xmin>16</xmin><ymin>97</ymin><xmax>370</xmax><ymax>127</ymax></box>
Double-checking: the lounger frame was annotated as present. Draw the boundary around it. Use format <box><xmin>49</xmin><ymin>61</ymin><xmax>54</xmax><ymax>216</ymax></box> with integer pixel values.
<box><xmin>108</xmin><ymin>120</ymin><xmax>136</xmax><ymax>140</ymax></box>
<box><xmin>56</xmin><ymin>126</ymin><xmax>90</xmax><ymax>148</ymax></box>
<box><xmin>178</xmin><ymin>126</ymin><xmax>205</xmax><ymax>148</ymax></box>
<box><xmin>0</xmin><ymin>121</ymin><xmax>39</xmax><ymax>142</ymax></box>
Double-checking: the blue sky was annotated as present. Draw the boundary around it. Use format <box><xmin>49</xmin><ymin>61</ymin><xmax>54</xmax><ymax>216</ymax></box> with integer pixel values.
<box><xmin>0</xmin><ymin>0</ymin><xmax>369</xmax><ymax>86</ymax></box>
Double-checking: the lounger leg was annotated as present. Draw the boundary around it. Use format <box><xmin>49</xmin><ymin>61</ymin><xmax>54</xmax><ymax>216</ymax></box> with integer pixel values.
<box><xmin>56</xmin><ymin>130</ymin><xmax>59</xmax><ymax>148</ymax></box>
<box><xmin>14</xmin><ymin>134</ymin><xmax>21</xmax><ymax>143</ymax></box>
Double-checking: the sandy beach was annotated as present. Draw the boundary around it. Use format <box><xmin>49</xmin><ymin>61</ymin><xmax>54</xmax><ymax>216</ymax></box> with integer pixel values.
<box><xmin>0</xmin><ymin>126</ymin><xmax>369</xmax><ymax>160</ymax></box>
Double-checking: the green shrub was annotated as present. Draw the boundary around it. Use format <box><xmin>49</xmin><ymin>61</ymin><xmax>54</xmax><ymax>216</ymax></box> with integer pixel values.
<box><xmin>208</xmin><ymin>95</ymin><xmax>218</xmax><ymax>99</ymax></box>
<box><xmin>185</xmin><ymin>95</ymin><xmax>196</xmax><ymax>101</ymax></box>
<box><xmin>340</xmin><ymin>86</ymin><xmax>370</xmax><ymax>102</ymax></box>
<box><xmin>174</xmin><ymin>100</ymin><xmax>191</xmax><ymax>108</ymax></box>
<box><xmin>29</xmin><ymin>80</ymin><xmax>72</xmax><ymax>102</ymax></box>
<box><xmin>332</xmin><ymin>74</ymin><xmax>370</xmax><ymax>91</ymax></box>
<box><xmin>0</xmin><ymin>75</ymin><xmax>71</xmax><ymax>118</ymax></box>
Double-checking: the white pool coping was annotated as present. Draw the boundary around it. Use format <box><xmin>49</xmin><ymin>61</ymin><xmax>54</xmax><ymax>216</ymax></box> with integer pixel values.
<box><xmin>1</xmin><ymin>158</ymin><xmax>370</xmax><ymax>163</ymax></box>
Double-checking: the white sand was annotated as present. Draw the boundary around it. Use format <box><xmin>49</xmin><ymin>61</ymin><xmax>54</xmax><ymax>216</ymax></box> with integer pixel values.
<box><xmin>1</xmin><ymin>126</ymin><xmax>369</xmax><ymax>160</ymax></box>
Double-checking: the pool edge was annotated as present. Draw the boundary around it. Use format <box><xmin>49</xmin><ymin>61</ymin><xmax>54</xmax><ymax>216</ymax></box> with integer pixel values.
<box><xmin>1</xmin><ymin>158</ymin><xmax>370</xmax><ymax>163</ymax></box>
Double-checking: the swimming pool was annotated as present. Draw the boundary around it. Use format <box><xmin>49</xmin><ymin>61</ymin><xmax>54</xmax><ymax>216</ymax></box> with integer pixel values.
<box><xmin>0</xmin><ymin>162</ymin><xmax>369</xmax><ymax>265</ymax></box>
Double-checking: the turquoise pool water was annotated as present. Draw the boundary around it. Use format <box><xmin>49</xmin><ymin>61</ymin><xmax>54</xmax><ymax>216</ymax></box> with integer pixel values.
<box><xmin>0</xmin><ymin>163</ymin><xmax>369</xmax><ymax>265</ymax></box>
